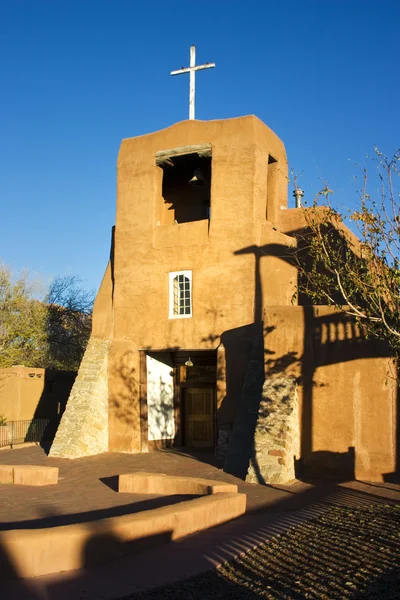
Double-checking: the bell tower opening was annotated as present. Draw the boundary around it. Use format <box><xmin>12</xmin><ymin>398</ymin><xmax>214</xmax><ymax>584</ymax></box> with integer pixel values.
<box><xmin>156</xmin><ymin>144</ymin><xmax>212</xmax><ymax>225</ymax></box>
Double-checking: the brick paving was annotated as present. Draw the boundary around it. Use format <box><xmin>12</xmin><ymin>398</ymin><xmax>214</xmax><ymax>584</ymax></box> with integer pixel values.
<box><xmin>1</xmin><ymin>444</ymin><xmax>399</xmax><ymax>530</ymax></box>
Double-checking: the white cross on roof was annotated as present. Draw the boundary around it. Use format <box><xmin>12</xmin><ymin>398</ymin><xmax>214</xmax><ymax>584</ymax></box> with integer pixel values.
<box><xmin>171</xmin><ymin>46</ymin><xmax>215</xmax><ymax>120</ymax></box>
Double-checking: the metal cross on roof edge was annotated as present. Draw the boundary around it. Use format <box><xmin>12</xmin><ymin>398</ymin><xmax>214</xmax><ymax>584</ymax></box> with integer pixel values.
<box><xmin>171</xmin><ymin>46</ymin><xmax>215</xmax><ymax>120</ymax></box>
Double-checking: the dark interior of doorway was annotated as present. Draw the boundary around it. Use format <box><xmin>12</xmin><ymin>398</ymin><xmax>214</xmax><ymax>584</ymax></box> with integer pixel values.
<box><xmin>171</xmin><ymin>350</ymin><xmax>217</xmax><ymax>451</ymax></box>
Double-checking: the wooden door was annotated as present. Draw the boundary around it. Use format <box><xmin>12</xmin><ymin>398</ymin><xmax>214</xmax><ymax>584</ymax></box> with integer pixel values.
<box><xmin>184</xmin><ymin>387</ymin><xmax>215</xmax><ymax>447</ymax></box>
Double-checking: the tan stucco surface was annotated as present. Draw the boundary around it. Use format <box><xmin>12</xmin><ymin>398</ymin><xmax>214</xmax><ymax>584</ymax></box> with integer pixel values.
<box><xmin>0</xmin><ymin>465</ymin><xmax>59</xmax><ymax>486</ymax></box>
<box><xmin>107</xmin><ymin>116</ymin><xmax>295</xmax><ymax>452</ymax></box>
<box><xmin>50</xmin><ymin>114</ymin><xmax>397</xmax><ymax>483</ymax></box>
<box><xmin>114</xmin><ymin>116</ymin><xmax>291</xmax><ymax>347</ymax></box>
<box><xmin>0</xmin><ymin>367</ymin><xmax>74</xmax><ymax>423</ymax></box>
<box><xmin>118</xmin><ymin>472</ymin><xmax>238</xmax><ymax>495</ymax></box>
<box><xmin>0</xmin><ymin>491</ymin><xmax>246</xmax><ymax>580</ymax></box>
<box><xmin>263</xmin><ymin>306</ymin><xmax>397</xmax><ymax>482</ymax></box>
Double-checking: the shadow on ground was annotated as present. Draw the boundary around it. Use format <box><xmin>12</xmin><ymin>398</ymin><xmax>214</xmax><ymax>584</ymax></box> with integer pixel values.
<box><xmin>1</xmin><ymin>447</ymin><xmax>400</xmax><ymax>599</ymax></box>
<box><xmin>128</xmin><ymin>503</ymin><xmax>400</xmax><ymax>600</ymax></box>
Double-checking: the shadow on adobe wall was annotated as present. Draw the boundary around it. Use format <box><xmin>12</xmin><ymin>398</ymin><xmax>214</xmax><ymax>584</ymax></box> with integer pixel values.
<box><xmin>295</xmin><ymin>447</ymin><xmax>356</xmax><ymax>481</ymax></box>
<box><xmin>33</xmin><ymin>370</ymin><xmax>76</xmax><ymax>448</ymax></box>
<box><xmin>0</xmin><ymin>369</ymin><xmax>75</xmax><ymax>450</ymax></box>
<box><xmin>228</xmin><ymin>240</ymin><xmax>396</xmax><ymax>484</ymax></box>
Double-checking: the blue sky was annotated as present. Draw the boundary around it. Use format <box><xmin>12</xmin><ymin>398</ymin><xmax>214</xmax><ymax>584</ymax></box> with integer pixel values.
<box><xmin>1</xmin><ymin>0</ymin><xmax>399</xmax><ymax>293</ymax></box>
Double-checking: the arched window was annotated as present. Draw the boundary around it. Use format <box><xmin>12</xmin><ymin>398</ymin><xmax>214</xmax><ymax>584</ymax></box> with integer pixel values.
<box><xmin>169</xmin><ymin>271</ymin><xmax>192</xmax><ymax>318</ymax></box>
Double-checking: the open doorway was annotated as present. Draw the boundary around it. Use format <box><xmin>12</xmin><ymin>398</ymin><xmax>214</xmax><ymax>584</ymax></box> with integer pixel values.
<box><xmin>171</xmin><ymin>350</ymin><xmax>217</xmax><ymax>449</ymax></box>
<box><xmin>142</xmin><ymin>349</ymin><xmax>218</xmax><ymax>451</ymax></box>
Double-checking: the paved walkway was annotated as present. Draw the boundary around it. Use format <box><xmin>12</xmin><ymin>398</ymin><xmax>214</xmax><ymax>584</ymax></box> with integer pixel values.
<box><xmin>1</xmin><ymin>445</ymin><xmax>400</xmax><ymax>599</ymax></box>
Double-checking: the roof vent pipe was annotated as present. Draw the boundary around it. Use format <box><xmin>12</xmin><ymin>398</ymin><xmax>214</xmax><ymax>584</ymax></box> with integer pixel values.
<box><xmin>293</xmin><ymin>188</ymin><xmax>304</xmax><ymax>208</ymax></box>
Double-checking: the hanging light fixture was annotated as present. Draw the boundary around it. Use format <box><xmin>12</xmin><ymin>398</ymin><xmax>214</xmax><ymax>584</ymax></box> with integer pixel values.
<box><xmin>185</xmin><ymin>356</ymin><xmax>194</xmax><ymax>367</ymax></box>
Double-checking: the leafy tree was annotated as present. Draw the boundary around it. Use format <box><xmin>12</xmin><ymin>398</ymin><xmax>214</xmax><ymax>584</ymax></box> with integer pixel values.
<box><xmin>0</xmin><ymin>265</ymin><xmax>47</xmax><ymax>368</ymax></box>
<box><xmin>293</xmin><ymin>149</ymin><xmax>400</xmax><ymax>358</ymax></box>
<box><xmin>0</xmin><ymin>266</ymin><xmax>94</xmax><ymax>370</ymax></box>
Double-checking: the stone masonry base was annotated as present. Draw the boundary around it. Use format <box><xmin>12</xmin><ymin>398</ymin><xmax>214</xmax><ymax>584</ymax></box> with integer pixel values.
<box><xmin>246</xmin><ymin>377</ymin><xmax>299</xmax><ymax>485</ymax></box>
<box><xmin>49</xmin><ymin>337</ymin><xmax>109</xmax><ymax>458</ymax></box>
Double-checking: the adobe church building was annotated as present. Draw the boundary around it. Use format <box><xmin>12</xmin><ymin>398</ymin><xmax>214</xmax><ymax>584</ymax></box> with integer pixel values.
<box><xmin>50</xmin><ymin>115</ymin><xmax>398</xmax><ymax>484</ymax></box>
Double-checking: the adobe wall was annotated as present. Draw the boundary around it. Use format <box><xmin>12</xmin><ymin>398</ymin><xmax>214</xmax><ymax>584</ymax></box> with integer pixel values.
<box><xmin>108</xmin><ymin>116</ymin><xmax>297</xmax><ymax>452</ymax></box>
<box><xmin>0</xmin><ymin>368</ymin><xmax>44</xmax><ymax>422</ymax></box>
<box><xmin>113</xmin><ymin>116</ymin><xmax>292</xmax><ymax>350</ymax></box>
<box><xmin>263</xmin><ymin>306</ymin><xmax>397</xmax><ymax>482</ymax></box>
<box><xmin>50</xmin><ymin>115</ymin><xmax>397</xmax><ymax>481</ymax></box>
<box><xmin>0</xmin><ymin>367</ymin><xmax>75</xmax><ymax>423</ymax></box>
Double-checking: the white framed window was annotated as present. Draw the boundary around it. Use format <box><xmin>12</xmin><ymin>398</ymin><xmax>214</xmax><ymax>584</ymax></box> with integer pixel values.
<box><xmin>169</xmin><ymin>271</ymin><xmax>192</xmax><ymax>318</ymax></box>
